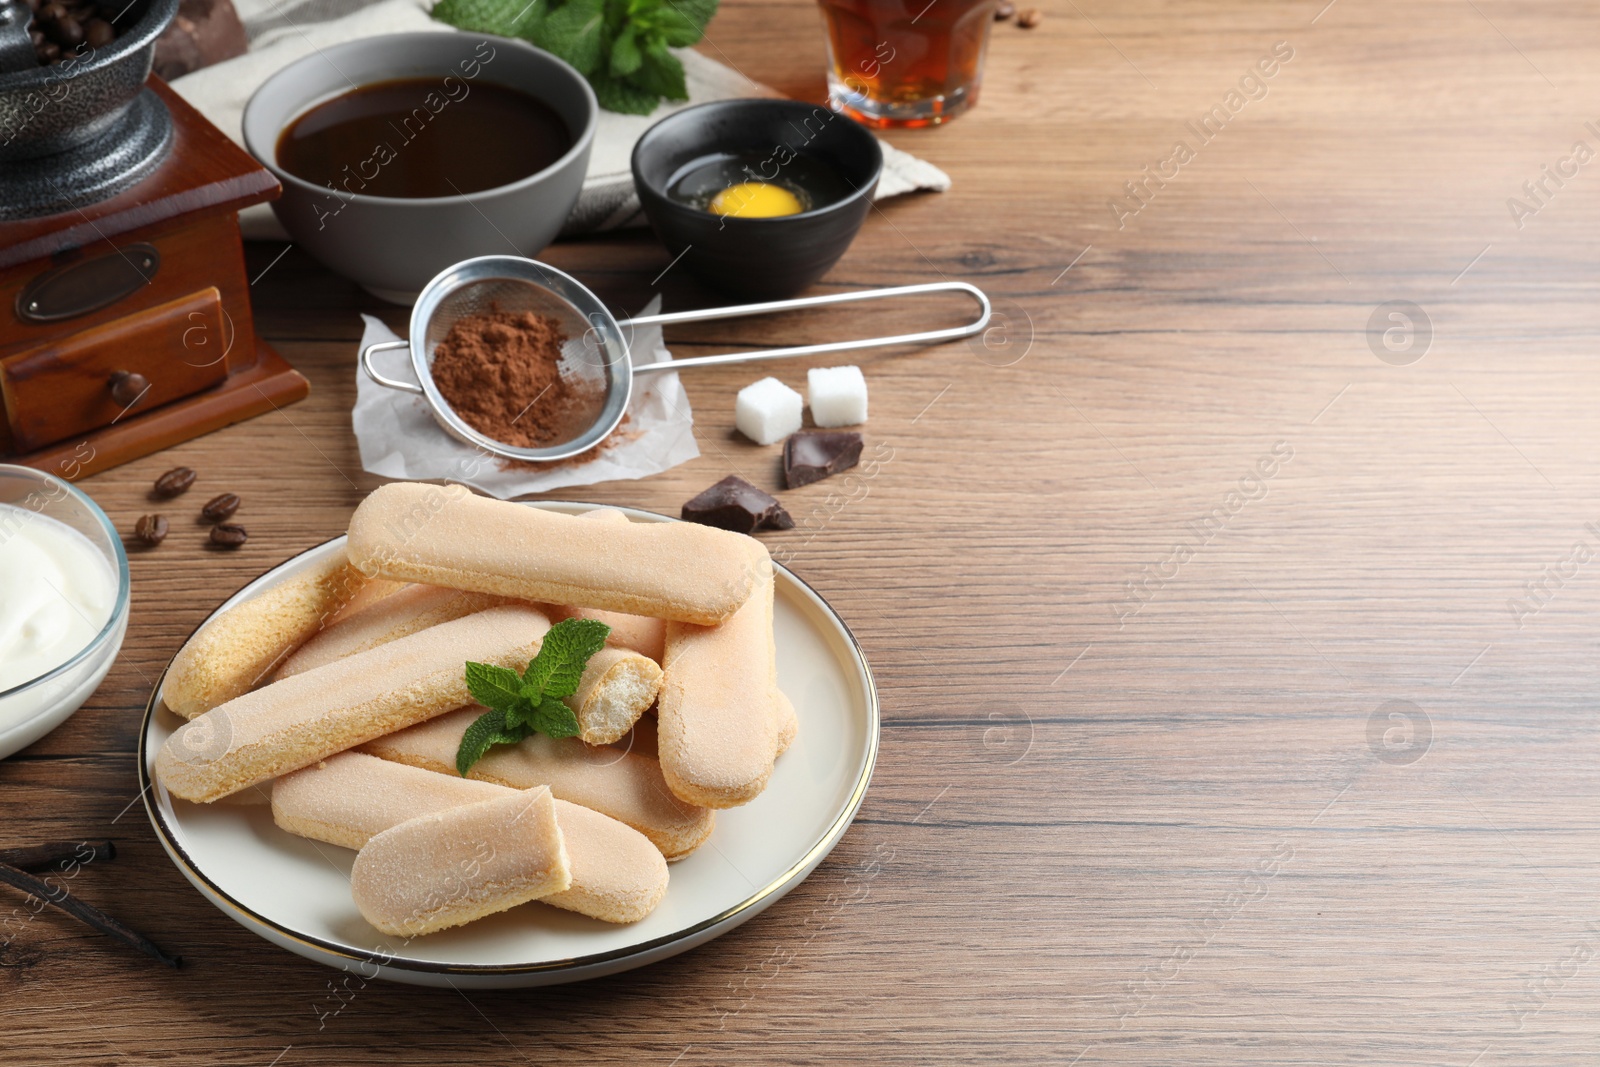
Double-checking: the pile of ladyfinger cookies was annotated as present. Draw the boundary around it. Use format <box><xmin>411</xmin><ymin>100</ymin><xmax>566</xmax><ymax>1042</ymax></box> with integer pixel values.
<box><xmin>153</xmin><ymin>483</ymin><xmax>796</xmax><ymax>939</ymax></box>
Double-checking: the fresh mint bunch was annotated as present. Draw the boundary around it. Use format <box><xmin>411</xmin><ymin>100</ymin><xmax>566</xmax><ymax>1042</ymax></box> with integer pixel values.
<box><xmin>455</xmin><ymin>617</ymin><xmax>612</xmax><ymax>775</ymax></box>
<box><xmin>431</xmin><ymin>0</ymin><xmax>718</xmax><ymax>115</ymax></box>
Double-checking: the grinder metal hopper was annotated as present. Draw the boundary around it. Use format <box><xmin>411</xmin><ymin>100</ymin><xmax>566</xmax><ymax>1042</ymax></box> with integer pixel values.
<box><xmin>0</xmin><ymin>0</ymin><xmax>179</xmax><ymax>218</ymax></box>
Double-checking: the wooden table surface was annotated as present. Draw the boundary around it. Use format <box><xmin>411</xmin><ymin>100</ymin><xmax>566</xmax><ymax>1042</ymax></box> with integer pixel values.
<box><xmin>8</xmin><ymin>0</ymin><xmax>1600</xmax><ymax>1062</ymax></box>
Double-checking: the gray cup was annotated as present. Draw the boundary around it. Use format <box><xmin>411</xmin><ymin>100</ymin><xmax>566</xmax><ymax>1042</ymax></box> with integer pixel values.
<box><xmin>242</xmin><ymin>32</ymin><xmax>597</xmax><ymax>303</ymax></box>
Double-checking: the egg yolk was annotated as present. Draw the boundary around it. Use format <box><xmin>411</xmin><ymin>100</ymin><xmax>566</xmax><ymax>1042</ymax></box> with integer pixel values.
<box><xmin>708</xmin><ymin>181</ymin><xmax>804</xmax><ymax>218</ymax></box>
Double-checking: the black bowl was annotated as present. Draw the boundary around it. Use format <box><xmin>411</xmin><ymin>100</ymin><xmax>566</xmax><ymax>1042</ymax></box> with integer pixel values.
<box><xmin>631</xmin><ymin>99</ymin><xmax>882</xmax><ymax>300</ymax></box>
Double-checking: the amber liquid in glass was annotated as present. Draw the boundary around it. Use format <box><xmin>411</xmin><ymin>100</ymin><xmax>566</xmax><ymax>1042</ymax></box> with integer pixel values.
<box><xmin>817</xmin><ymin>0</ymin><xmax>997</xmax><ymax>127</ymax></box>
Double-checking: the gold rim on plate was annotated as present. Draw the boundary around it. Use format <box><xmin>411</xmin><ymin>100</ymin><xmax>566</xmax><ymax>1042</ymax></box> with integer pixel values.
<box><xmin>137</xmin><ymin>502</ymin><xmax>880</xmax><ymax>979</ymax></box>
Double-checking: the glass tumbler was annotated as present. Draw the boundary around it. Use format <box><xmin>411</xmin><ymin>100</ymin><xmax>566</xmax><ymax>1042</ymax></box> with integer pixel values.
<box><xmin>816</xmin><ymin>0</ymin><xmax>999</xmax><ymax>127</ymax></box>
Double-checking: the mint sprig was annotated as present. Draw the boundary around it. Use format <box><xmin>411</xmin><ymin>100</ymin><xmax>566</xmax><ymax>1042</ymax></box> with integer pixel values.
<box><xmin>430</xmin><ymin>0</ymin><xmax>717</xmax><ymax>115</ymax></box>
<box><xmin>455</xmin><ymin>618</ymin><xmax>611</xmax><ymax>775</ymax></box>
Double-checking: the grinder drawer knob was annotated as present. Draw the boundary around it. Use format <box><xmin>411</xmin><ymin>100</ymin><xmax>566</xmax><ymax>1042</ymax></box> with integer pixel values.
<box><xmin>108</xmin><ymin>371</ymin><xmax>149</xmax><ymax>407</ymax></box>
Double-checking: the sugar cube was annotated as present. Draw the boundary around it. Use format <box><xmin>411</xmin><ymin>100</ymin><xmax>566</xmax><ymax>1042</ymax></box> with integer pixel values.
<box><xmin>807</xmin><ymin>365</ymin><xmax>868</xmax><ymax>427</ymax></box>
<box><xmin>735</xmin><ymin>377</ymin><xmax>803</xmax><ymax>445</ymax></box>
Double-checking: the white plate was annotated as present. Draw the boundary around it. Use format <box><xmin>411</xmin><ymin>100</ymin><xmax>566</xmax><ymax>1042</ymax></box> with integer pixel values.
<box><xmin>139</xmin><ymin>502</ymin><xmax>878</xmax><ymax>988</ymax></box>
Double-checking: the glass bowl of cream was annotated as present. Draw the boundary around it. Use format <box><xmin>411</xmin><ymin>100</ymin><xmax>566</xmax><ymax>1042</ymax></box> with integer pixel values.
<box><xmin>0</xmin><ymin>465</ymin><xmax>130</xmax><ymax>760</ymax></box>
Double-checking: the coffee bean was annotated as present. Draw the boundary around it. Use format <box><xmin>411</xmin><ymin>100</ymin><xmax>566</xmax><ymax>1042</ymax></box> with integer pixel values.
<box><xmin>200</xmin><ymin>493</ymin><xmax>240</xmax><ymax>523</ymax></box>
<box><xmin>210</xmin><ymin>523</ymin><xmax>248</xmax><ymax>548</ymax></box>
<box><xmin>153</xmin><ymin>466</ymin><xmax>196</xmax><ymax>498</ymax></box>
<box><xmin>133</xmin><ymin>514</ymin><xmax>168</xmax><ymax>546</ymax></box>
<box><xmin>38</xmin><ymin>2</ymin><xmax>64</xmax><ymax>19</ymax></box>
<box><xmin>994</xmin><ymin>1</ymin><xmax>1015</xmax><ymax>19</ymax></box>
<box><xmin>1017</xmin><ymin>7</ymin><xmax>1042</xmax><ymax>27</ymax></box>
<box><xmin>84</xmin><ymin>16</ymin><xmax>110</xmax><ymax>45</ymax></box>
<box><xmin>51</xmin><ymin>16</ymin><xmax>83</xmax><ymax>47</ymax></box>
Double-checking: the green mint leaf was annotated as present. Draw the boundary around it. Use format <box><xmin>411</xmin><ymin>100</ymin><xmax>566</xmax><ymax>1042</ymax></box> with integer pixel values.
<box><xmin>430</xmin><ymin>0</ymin><xmax>543</xmax><ymax>37</ymax></box>
<box><xmin>654</xmin><ymin>0</ymin><xmax>714</xmax><ymax>46</ymax></box>
<box><xmin>456</xmin><ymin>707</ymin><xmax>526</xmax><ymax>776</ymax></box>
<box><xmin>531</xmin><ymin>694</ymin><xmax>583</xmax><ymax>740</ymax></box>
<box><xmin>524</xmin><ymin>617</ymin><xmax>612</xmax><ymax>699</ymax></box>
<box><xmin>464</xmin><ymin>661</ymin><xmax>525</xmax><ymax>711</ymax></box>
<box><xmin>502</xmin><ymin>695</ymin><xmax>537</xmax><ymax>731</ymax></box>
<box><xmin>533</xmin><ymin>0</ymin><xmax>607</xmax><ymax>74</ymax></box>
<box><xmin>591</xmin><ymin>71</ymin><xmax>662</xmax><ymax>114</ymax></box>
<box><xmin>630</xmin><ymin>43</ymin><xmax>688</xmax><ymax>102</ymax></box>
<box><xmin>610</xmin><ymin>25</ymin><xmax>642</xmax><ymax>77</ymax></box>
<box><xmin>661</xmin><ymin>0</ymin><xmax>716</xmax><ymax>35</ymax></box>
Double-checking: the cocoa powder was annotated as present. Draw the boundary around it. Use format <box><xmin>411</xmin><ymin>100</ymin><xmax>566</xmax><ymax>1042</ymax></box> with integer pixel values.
<box><xmin>430</xmin><ymin>310</ymin><xmax>604</xmax><ymax>449</ymax></box>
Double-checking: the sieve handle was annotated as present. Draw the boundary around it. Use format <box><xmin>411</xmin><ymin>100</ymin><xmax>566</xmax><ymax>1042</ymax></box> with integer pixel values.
<box><xmin>618</xmin><ymin>281</ymin><xmax>991</xmax><ymax>374</ymax></box>
<box><xmin>360</xmin><ymin>339</ymin><xmax>424</xmax><ymax>395</ymax></box>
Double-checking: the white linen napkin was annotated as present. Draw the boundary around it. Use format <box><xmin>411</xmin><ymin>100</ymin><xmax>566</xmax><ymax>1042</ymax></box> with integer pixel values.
<box><xmin>170</xmin><ymin>0</ymin><xmax>951</xmax><ymax>239</ymax></box>
<box><xmin>352</xmin><ymin>297</ymin><xmax>700</xmax><ymax>496</ymax></box>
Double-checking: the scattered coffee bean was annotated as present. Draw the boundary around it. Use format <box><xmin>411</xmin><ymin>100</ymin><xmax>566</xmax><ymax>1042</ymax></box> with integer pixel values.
<box><xmin>200</xmin><ymin>493</ymin><xmax>240</xmax><ymax>523</ymax></box>
<box><xmin>994</xmin><ymin>1</ymin><xmax>1015</xmax><ymax>19</ymax></box>
<box><xmin>50</xmin><ymin>14</ymin><xmax>82</xmax><ymax>46</ymax></box>
<box><xmin>1017</xmin><ymin>7</ymin><xmax>1042</xmax><ymax>27</ymax></box>
<box><xmin>152</xmin><ymin>466</ymin><xmax>196</xmax><ymax>498</ymax></box>
<box><xmin>21</xmin><ymin>0</ymin><xmax>124</xmax><ymax>65</ymax></box>
<box><xmin>133</xmin><ymin>514</ymin><xmax>168</xmax><ymax>547</ymax></box>
<box><xmin>210</xmin><ymin>523</ymin><xmax>248</xmax><ymax>548</ymax></box>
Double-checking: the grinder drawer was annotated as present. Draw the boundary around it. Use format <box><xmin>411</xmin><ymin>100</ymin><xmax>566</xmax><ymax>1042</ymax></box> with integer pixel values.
<box><xmin>1</xmin><ymin>287</ymin><xmax>229</xmax><ymax>452</ymax></box>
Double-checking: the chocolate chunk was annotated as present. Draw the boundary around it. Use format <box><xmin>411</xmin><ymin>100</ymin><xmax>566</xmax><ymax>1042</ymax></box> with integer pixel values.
<box><xmin>681</xmin><ymin>475</ymin><xmax>794</xmax><ymax>535</ymax></box>
<box><xmin>783</xmin><ymin>431</ymin><xmax>863</xmax><ymax>489</ymax></box>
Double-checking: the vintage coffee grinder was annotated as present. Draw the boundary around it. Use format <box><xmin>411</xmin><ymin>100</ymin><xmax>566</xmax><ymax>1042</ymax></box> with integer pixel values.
<box><xmin>0</xmin><ymin>0</ymin><xmax>306</xmax><ymax>480</ymax></box>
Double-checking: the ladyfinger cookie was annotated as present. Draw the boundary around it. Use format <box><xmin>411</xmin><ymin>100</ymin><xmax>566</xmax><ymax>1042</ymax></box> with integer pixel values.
<box><xmin>272</xmin><ymin>753</ymin><xmax>668</xmax><ymax>924</ymax></box>
<box><xmin>547</xmin><ymin>604</ymin><xmax>667</xmax><ymax>664</ymax></box>
<box><xmin>329</xmin><ymin>578</ymin><xmax>409</xmax><ymax>624</ymax></box>
<box><xmin>155</xmin><ymin>605</ymin><xmax>552</xmax><ymax>803</ymax></box>
<box><xmin>773</xmin><ymin>690</ymin><xmax>798</xmax><ymax>757</ymax></box>
<box><xmin>361</xmin><ymin>706</ymin><xmax>714</xmax><ymax>858</ymax></box>
<box><xmin>351</xmin><ymin>787</ymin><xmax>570</xmax><ymax>937</ymax></box>
<box><xmin>346</xmin><ymin>482</ymin><xmax>764</xmax><ymax>625</ymax></box>
<box><xmin>621</xmin><ymin>712</ymin><xmax>658</xmax><ymax>759</ymax></box>
<box><xmin>271</xmin><ymin>572</ymin><xmax>656</xmax><ymax>742</ymax></box>
<box><xmin>276</xmin><ymin>584</ymin><xmax>510</xmax><ymax>679</ymax></box>
<box><xmin>568</xmin><ymin>647</ymin><xmax>663</xmax><ymax>745</ymax></box>
<box><xmin>657</xmin><ymin>562</ymin><xmax>779</xmax><ymax>809</ymax></box>
<box><xmin>163</xmin><ymin>553</ymin><xmax>380</xmax><ymax>720</ymax></box>
<box><xmin>543</xmin><ymin>509</ymin><xmax>668</xmax><ymax>663</ymax></box>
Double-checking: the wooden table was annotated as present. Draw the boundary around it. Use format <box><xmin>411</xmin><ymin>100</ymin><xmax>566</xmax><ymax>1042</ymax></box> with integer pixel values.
<box><xmin>7</xmin><ymin>0</ymin><xmax>1600</xmax><ymax>1062</ymax></box>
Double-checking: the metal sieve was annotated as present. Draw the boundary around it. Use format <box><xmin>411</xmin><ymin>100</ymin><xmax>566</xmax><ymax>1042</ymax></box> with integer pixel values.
<box><xmin>359</xmin><ymin>255</ymin><xmax>991</xmax><ymax>462</ymax></box>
